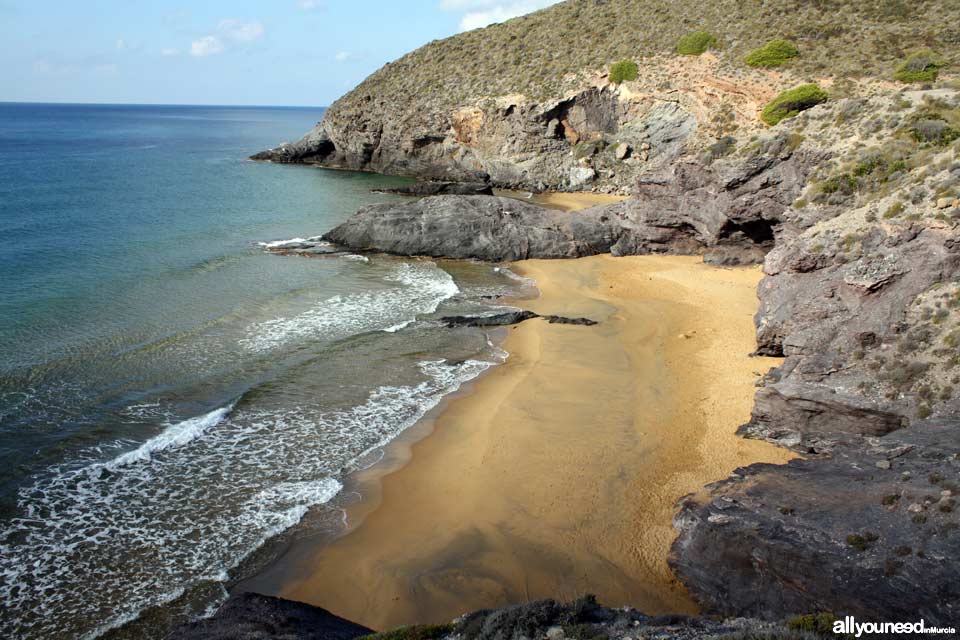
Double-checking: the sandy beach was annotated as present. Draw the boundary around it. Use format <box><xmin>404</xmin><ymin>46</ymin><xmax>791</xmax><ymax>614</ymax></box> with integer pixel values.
<box><xmin>495</xmin><ymin>189</ymin><xmax>627</xmax><ymax>211</ymax></box>
<box><xmin>265</xmin><ymin>255</ymin><xmax>794</xmax><ymax>630</ymax></box>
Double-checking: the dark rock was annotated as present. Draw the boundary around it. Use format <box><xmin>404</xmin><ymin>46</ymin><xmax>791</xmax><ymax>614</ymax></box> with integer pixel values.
<box><xmin>323</xmin><ymin>196</ymin><xmax>620</xmax><ymax>262</ymax></box>
<box><xmin>453</xmin><ymin>596</ymin><xmax>801</xmax><ymax>640</ymax></box>
<box><xmin>442</xmin><ymin>311</ymin><xmax>539</xmax><ymax>327</ymax></box>
<box><xmin>177</xmin><ymin>593</ymin><xmax>804</xmax><ymax>640</ymax></box>
<box><xmin>604</xmin><ymin>136</ymin><xmax>823</xmax><ymax>261</ymax></box>
<box><xmin>671</xmin><ymin>415</ymin><xmax>960</xmax><ymax>626</ymax></box>
<box><xmin>251</xmin><ymin>87</ymin><xmax>696</xmax><ymax>193</ymax></box>
<box><xmin>749</xmin><ymin>227</ymin><xmax>959</xmax><ymax>449</ymax></box>
<box><xmin>171</xmin><ymin>592</ymin><xmax>374</xmax><ymax>640</ymax></box>
<box><xmin>322</xmin><ymin>137</ymin><xmax>820</xmax><ymax>264</ymax></box>
<box><xmin>440</xmin><ymin>311</ymin><xmax>597</xmax><ymax>328</ymax></box>
<box><xmin>374</xmin><ymin>181</ymin><xmax>494</xmax><ymax>196</ymax></box>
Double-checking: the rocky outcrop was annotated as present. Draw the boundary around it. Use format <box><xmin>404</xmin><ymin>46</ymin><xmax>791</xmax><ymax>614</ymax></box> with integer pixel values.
<box><xmin>441</xmin><ymin>310</ymin><xmax>598</xmax><ymax>327</ymax></box>
<box><xmin>669</xmin><ymin>88</ymin><xmax>960</xmax><ymax>621</ymax></box>
<box><xmin>373</xmin><ymin>181</ymin><xmax>493</xmax><ymax>196</ymax></box>
<box><xmin>324</xmin><ymin>136</ymin><xmax>821</xmax><ymax>265</ymax></box>
<box><xmin>181</xmin><ymin>594</ymin><xmax>809</xmax><ymax>640</ymax></box>
<box><xmin>741</xmin><ymin>223</ymin><xmax>959</xmax><ymax>451</ymax></box>
<box><xmin>172</xmin><ymin>593</ymin><xmax>374</xmax><ymax>640</ymax></box>
<box><xmin>605</xmin><ymin>133</ymin><xmax>822</xmax><ymax>263</ymax></box>
<box><xmin>323</xmin><ymin>196</ymin><xmax>620</xmax><ymax>262</ymax></box>
<box><xmin>671</xmin><ymin>413</ymin><xmax>960</xmax><ymax>625</ymax></box>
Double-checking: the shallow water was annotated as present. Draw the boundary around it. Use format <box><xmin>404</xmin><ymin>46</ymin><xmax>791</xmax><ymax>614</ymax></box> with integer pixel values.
<box><xmin>0</xmin><ymin>103</ymin><xmax>525</xmax><ymax>639</ymax></box>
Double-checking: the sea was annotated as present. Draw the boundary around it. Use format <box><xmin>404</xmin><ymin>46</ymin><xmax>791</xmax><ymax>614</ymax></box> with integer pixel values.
<box><xmin>0</xmin><ymin>103</ymin><xmax>529</xmax><ymax>639</ymax></box>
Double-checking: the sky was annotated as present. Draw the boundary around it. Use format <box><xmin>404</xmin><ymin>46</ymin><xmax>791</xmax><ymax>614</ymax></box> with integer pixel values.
<box><xmin>0</xmin><ymin>0</ymin><xmax>561</xmax><ymax>106</ymax></box>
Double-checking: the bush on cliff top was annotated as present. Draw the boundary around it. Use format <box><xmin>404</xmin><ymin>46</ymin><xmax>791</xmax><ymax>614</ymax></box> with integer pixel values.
<box><xmin>894</xmin><ymin>50</ymin><xmax>945</xmax><ymax>83</ymax></box>
<box><xmin>609</xmin><ymin>60</ymin><xmax>639</xmax><ymax>84</ymax></box>
<box><xmin>745</xmin><ymin>39</ymin><xmax>799</xmax><ymax>68</ymax></box>
<box><xmin>761</xmin><ymin>84</ymin><xmax>829</xmax><ymax>126</ymax></box>
<box><xmin>359</xmin><ymin>624</ymin><xmax>454</xmax><ymax>640</ymax></box>
<box><xmin>676</xmin><ymin>30</ymin><xmax>719</xmax><ymax>55</ymax></box>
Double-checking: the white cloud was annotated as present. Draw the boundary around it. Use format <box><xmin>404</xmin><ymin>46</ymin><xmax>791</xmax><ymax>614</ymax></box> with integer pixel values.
<box><xmin>116</xmin><ymin>38</ymin><xmax>127</xmax><ymax>50</ymax></box>
<box><xmin>297</xmin><ymin>0</ymin><xmax>323</xmax><ymax>10</ymax></box>
<box><xmin>334</xmin><ymin>51</ymin><xmax>351</xmax><ymax>62</ymax></box>
<box><xmin>190</xmin><ymin>35</ymin><xmax>224</xmax><ymax>57</ymax></box>
<box><xmin>189</xmin><ymin>19</ymin><xmax>264</xmax><ymax>57</ymax></box>
<box><xmin>217</xmin><ymin>18</ymin><xmax>264</xmax><ymax>43</ymax></box>
<box><xmin>439</xmin><ymin>0</ymin><xmax>560</xmax><ymax>31</ymax></box>
<box><xmin>161</xmin><ymin>48</ymin><xmax>181</xmax><ymax>57</ymax></box>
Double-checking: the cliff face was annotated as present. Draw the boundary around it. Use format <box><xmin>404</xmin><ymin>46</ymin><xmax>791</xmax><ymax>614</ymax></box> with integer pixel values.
<box><xmin>253</xmin><ymin>0</ymin><xmax>959</xmax><ymax>191</ymax></box>
<box><xmin>666</xmin><ymin>88</ymin><xmax>960</xmax><ymax>621</ymax></box>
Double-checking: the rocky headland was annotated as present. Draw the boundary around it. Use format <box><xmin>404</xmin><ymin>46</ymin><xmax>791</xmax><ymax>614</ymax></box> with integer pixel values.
<box><xmin>211</xmin><ymin>0</ymin><xmax>960</xmax><ymax>637</ymax></box>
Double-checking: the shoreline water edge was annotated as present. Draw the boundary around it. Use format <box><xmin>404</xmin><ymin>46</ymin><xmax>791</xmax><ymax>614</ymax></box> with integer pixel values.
<box><xmin>236</xmin><ymin>251</ymin><xmax>795</xmax><ymax>631</ymax></box>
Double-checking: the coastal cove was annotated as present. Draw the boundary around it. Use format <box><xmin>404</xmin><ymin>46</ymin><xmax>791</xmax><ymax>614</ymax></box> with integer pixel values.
<box><xmin>238</xmin><ymin>254</ymin><xmax>795</xmax><ymax>630</ymax></box>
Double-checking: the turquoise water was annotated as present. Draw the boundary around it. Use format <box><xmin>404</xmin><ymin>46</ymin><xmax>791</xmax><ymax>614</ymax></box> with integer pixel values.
<box><xmin>0</xmin><ymin>104</ymin><xmax>524</xmax><ymax>639</ymax></box>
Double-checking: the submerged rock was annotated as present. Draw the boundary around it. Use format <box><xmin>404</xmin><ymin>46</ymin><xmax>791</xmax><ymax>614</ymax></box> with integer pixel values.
<box><xmin>441</xmin><ymin>311</ymin><xmax>597</xmax><ymax>327</ymax></box>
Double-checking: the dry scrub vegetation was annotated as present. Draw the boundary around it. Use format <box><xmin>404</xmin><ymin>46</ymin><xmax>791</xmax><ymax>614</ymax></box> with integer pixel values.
<box><xmin>344</xmin><ymin>0</ymin><xmax>960</xmax><ymax>108</ymax></box>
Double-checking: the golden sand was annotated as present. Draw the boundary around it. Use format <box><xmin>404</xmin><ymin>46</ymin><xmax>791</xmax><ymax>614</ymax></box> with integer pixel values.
<box><xmin>494</xmin><ymin>189</ymin><xmax>627</xmax><ymax>211</ymax></box>
<box><xmin>275</xmin><ymin>255</ymin><xmax>794</xmax><ymax>630</ymax></box>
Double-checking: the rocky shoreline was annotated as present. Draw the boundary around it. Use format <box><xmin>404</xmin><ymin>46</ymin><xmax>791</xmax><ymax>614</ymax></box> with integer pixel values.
<box><xmin>205</xmin><ymin>3</ymin><xmax>960</xmax><ymax>628</ymax></box>
<box><xmin>212</xmin><ymin>80</ymin><xmax>960</xmax><ymax>637</ymax></box>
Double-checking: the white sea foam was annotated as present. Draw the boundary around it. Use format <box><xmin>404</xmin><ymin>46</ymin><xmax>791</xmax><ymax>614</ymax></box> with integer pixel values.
<box><xmin>239</xmin><ymin>262</ymin><xmax>459</xmax><ymax>353</ymax></box>
<box><xmin>258</xmin><ymin>237</ymin><xmax>309</xmax><ymax>249</ymax></box>
<box><xmin>0</xmin><ymin>356</ymin><xmax>497</xmax><ymax>640</ymax></box>
<box><xmin>106</xmin><ymin>403</ymin><xmax>234</xmax><ymax>470</ymax></box>
<box><xmin>383</xmin><ymin>319</ymin><xmax>414</xmax><ymax>333</ymax></box>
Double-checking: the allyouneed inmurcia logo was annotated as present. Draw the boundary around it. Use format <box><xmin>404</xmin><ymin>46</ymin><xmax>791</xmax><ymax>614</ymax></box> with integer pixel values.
<box><xmin>833</xmin><ymin>616</ymin><xmax>956</xmax><ymax>637</ymax></box>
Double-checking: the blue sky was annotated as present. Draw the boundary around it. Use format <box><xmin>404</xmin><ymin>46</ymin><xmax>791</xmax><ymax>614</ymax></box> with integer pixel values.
<box><xmin>0</xmin><ymin>1</ymin><xmax>559</xmax><ymax>106</ymax></box>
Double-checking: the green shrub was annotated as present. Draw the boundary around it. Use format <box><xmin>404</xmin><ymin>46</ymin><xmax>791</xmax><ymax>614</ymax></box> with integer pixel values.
<box><xmin>894</xmin><ymin>50</ymin><xmax>945</xmax><ymax>82</ymax></box>
<box><xmin>677</xmin><ymin>30</ymin><xmax>719</xmax><ymax>55</ymax></box>
<box><xmin>609</xmin><ymin>59</ymin><xmax>638</xmax><ymax>84</ymax></box>
<box><xmin>761</xmin><ymin>84</ymin><xmax>829</xmax><ymax>125</ymax></box>
<box><xmin>360</xmin><ymin>624</ymin><xmax>454</xmax><ymax>640</ymax></box>
<box><xmin>745</xmin><ymin>39</ymin><xmax>799</xmax><ymax>68</ymax></box>
<box><xmin>908</xmin><ymin>117</ymin><xmax>960</xmax><ymax>146</ymax></box>
<box><xmin>884</xmin><ymin>201</ymin><xmax>904</xmax><ymax>218</ymax></box>
<box><xmin>787</xmin><ymin>613</ymin><xmax>838</xmax><ymax>634</ymax></box>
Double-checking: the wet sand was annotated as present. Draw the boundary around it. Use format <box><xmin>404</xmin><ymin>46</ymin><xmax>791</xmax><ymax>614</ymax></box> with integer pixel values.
<box><xmin>265</xmin><ymin>255</ymin><xmax>794</xmax><ymax>630</ymax></box>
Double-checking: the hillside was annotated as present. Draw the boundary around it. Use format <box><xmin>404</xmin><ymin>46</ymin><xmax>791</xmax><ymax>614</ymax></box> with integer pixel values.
<box><xmin>341</xmin><ymin>0</ymin><xmax>959</xmax><ymax>106</ymax></box>
<box><xmin>253</xmin><ymin>0</ymin><xmax>959</xmax><ymax>192</ymax></box>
